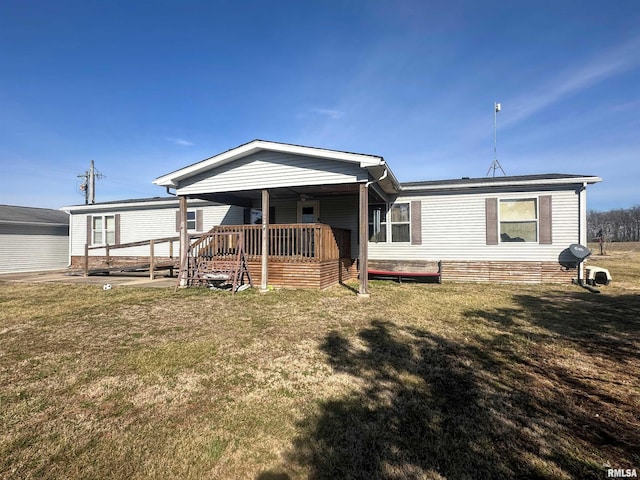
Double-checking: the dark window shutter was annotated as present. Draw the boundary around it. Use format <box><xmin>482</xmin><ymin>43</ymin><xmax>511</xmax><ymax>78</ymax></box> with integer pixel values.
<box><xmin>176</xmin><ymin>211</ymin><xmax>181</xmax><ymax>232</ymax></box>
<box><xmin>486</xmin><ymin>198</ymin><xmax>498</xmax><ymax>245</ymax></box>
<box><xmin>410</xmin><ymin>200</ymin><xmax>422</xmax><ymax>245</ymax></box>
<box><xmin>269</xmin><ymin>206</ymin><xmax>276</xmax><ymax>224</ymax></box>
<box><xmin>86</xmin><ymin>215</ymin><xmax>93</xmax><ymax>245</ymax></box>
<box><xmin>243</xmin><ymin>208</ymin><xmax>251</xmax><ymax>225</ymax></box>
<box><xmin>196</xmin><ymin>210</ymin><xmax>203</xmax><ymax>231</ymax></box>
<box><xmin>114</xmin><ymin>214</ymin><xmax>121</xmax><ymax>245</ymax></box>
<box><xmin>539</xmin><ymin>195</ymin><xmax>552</xmax><ymax>244</ymax></box>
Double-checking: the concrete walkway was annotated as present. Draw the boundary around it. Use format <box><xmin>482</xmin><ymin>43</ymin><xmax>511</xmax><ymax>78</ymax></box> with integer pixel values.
<box><xmin>0</xmin><ymin>270</ymin><xmax>177</xmax><ymax>288</ymax></box>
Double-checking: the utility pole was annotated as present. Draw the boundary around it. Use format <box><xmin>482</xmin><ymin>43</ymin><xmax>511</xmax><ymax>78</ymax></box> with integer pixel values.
<box><xmin>486</xmin><ymin>102</ymin><xmax>506</xmax><ymax>177</ymax></box>
<box><xmin>77</xmin><ymin>160</ymin><xmax>105</xmax><ymax>204</ymax></box>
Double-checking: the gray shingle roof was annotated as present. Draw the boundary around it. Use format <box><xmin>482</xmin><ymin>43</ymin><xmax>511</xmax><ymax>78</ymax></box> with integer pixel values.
<box><xmin>401</xmin><ymin>173</ymin><xmax>599</xmax><ymax>189</ymax></box>
<box><xmin>0</xmin><ymin>205</ymin><xmax>69</xmax><ymax>225</ymax></box>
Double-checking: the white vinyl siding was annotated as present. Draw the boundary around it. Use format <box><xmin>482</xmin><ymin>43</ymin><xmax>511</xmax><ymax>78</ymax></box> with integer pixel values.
<box><xmin>0</xmin><ymin>225</ymin><xmax>69</xmax><ymax>274</ymax></box>
<box><xmin>177</xmin><ymin>151</ymin><xmax>368</xmax><ymax>195</ymax></box>
<box><xmin>70</xmin><ymin>202</ymin><xmax>243</xmax><ymax>257</ymax></box>
<box><xmin>369</xmin><ymin>189</ymin><xmax>580</xmax><ymax>262</ymax></box>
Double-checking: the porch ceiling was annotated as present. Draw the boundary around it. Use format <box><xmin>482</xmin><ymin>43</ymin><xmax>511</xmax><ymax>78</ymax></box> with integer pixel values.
<box><xmin>190</xmin><ymin>182</ymin><xmax>386</xmax><ymax>206</ymax></box>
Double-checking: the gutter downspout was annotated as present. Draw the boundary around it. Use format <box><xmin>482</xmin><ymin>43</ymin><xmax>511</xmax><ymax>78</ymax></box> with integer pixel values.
<box><xmin>358</xmin><ymin>167</ymin><xmax>388</xmax><ymax>298</ymax></box>
<box><xmin>366</xmin><ymin>167</ymin><xmax>388</xmax><ymax>188</ymax></box>
<box><xmin>578</xmin><ymin>182</ymin><xmax>588</xmax><ymax>284</ymax></box>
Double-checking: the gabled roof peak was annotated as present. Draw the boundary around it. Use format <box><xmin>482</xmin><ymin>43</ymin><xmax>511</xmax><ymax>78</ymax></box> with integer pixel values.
<box><xmin>154</xmin><ymin>139</ymin><xmax>386</xmax><ymax>188</ymax></box>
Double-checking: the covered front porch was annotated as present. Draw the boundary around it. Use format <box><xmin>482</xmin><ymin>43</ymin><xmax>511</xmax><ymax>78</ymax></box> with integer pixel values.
<box><xmin>155</xmin><ymin>140</ymin><xmax>401</xmax><ymax>294</ymax></box>
<box><xmin>176</xmin><ymin>184</ymin><xmax>375</xmax><ymax>292</ymax></box>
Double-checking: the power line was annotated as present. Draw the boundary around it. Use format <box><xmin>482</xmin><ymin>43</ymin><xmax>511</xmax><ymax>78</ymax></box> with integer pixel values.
<box><xmin>77</xmin><ymin>160</ymin><xmax>105</xmax><ymax>204</ymax></box>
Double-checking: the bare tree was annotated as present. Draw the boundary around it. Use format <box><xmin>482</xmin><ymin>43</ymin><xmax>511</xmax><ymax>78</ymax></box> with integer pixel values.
<box><xmin>588</xmin><ymin>205</ymin><xmax>640</xmax><ymax>253</ymax></box>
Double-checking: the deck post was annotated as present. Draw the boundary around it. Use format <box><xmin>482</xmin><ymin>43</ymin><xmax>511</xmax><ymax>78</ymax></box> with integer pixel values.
<box><xmin>179</xmin><ymin>195</ymin><xmax>189</xmax><ymax>287</ymax></box>
<box><xmin>168</xmin><ymin>240</ymin><xmax>174</xmax><ymax>277</ymax></box>
<box><xmin>84</xmin><ymin>243</ymin><xmax>89</xmax><ymax>277</ymax></box>
<box><xmin>261</xmin><ymin>189</ymin><xmax>269</xmax><ymax>291</ymax></box>
<box><xmin>149</xmin><ymin>239</ymin><xmax>155</xmax><ymax>280</ymax></box>
<box><xmin>358</xmin><ymin>183</ymin><xmax>369</xmax><ymax>296</ymax></box>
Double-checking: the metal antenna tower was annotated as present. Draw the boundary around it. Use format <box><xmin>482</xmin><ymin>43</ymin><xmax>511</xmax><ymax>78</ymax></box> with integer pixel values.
<box><xmin>487</xmin><ymin>102</ymin><xmax>506</xmax><ymax>177</ymax></box>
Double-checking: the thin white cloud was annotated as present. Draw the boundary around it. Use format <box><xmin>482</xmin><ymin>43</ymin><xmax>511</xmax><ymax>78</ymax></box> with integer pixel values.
<box><xmin>310</xmin><ymin>108</ymin><xmax>346</xmax><ymax>119</ymax></box>
<box><xmin>167</xmin><ymin>137</ymin><xmax>195</xmax><ymax>147</ymax></box>
<box><xmin>504</xmin><ymin>36</ymin><xmax>640</xmax><ymax>127</ymax></box>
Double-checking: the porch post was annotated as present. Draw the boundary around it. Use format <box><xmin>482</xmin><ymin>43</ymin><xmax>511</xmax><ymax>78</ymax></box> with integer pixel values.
<box><xmin>179</xmin><ymin>195</ymin><xmax>189</xmax><ymax>287</ymax></box>
<box><xmin>358</xmin><ymin>183</ymin><xmax>369</xmax><ymax>296</ymax></box>
<box><xmin>261</xmin><ymin>189</ymin><xmax>269</xmax><ymax>291</ymax></box>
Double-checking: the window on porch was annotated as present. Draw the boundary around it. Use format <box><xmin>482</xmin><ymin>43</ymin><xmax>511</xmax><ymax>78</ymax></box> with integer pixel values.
<box><xmin>369</xmin><ymin>204</ymin><xmax>387</xmax><ymax>242</ymax></box>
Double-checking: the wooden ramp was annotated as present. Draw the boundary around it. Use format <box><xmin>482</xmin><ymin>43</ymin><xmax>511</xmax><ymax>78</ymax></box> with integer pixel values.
<box><xmin>83</xmin><ymin>260</ymin><xmax>179</xmax><ymax>276</ymax></box>
<box><xmin>80</xmin><ymin>236</ymin><xmax>180</xmax><ymax>279</ymax></box>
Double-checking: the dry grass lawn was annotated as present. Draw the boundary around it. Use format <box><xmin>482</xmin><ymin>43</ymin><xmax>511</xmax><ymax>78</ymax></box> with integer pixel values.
<box><xmin>1</xmin><ymin>246</ymin><xmax>639</xmax><ymax>479</ymax></box>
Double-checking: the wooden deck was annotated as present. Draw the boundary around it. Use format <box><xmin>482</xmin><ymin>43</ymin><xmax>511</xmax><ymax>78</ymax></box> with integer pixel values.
<box><xmin>72</xmin><ymin>224</ymin><xmax>355</xmax><ymax>288</ymax></box>
<box><xmin>183</xmin><ymin>224</ymin><xmax>353</xmax><ymax>288</ymax></box>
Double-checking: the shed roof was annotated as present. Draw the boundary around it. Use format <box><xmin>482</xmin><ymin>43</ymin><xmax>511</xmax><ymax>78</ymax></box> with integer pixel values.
<box><xmin>0</xmin><ymin>205</ymin><xmax>69</xmax><ymax>225</ymax></box>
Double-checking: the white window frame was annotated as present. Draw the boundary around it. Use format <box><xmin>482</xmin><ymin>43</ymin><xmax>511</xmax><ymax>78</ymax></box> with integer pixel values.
<box><xmin>499</xmin><ymin>198</ymin><xmax>538</xmax><ymax>243</ymax></box>
<box><xmin>92</xmin><ymin>215</ymin><xmax>116</xmax><ymax>245</ymax></box>
<box><xmin>187</xmin><ymin>210</ymin><xmax>197</xmax><ymax>231</ymax></box>
<box><xmin>389</xmin><ymin>202</ymin><xmax>411</xmax><ymax>243</ymax></box>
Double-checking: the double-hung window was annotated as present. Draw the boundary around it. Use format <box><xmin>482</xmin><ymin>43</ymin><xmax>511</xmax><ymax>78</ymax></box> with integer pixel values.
<box><xmin>368</xmin><ymin>203</ymin><xmax>412</xmax><ymax>243</ymax></box>
<box><xmin>187</xmin><ymin>211</ymin><xmax>197</xmax><ymax>230</ymax></box>
<box><xmin>390</xmin><ymin>203</ymin><xmax>410</xmax><ymax>242</ymax></box>
<box><xmin>92</xmin><ymin>215</ymin><xmax>116</xmax><ymax>245</ymax></box>
<box><xmin>499</xmin><ymin>199</ymin><xmax>537</xmax><ymax>242</ymax></box>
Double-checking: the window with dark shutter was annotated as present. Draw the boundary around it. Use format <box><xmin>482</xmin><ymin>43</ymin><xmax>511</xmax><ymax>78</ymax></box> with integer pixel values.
<box><xmin>114</xmin><ymin>214</ymin><xmax>121</xmax><ymax>245</ymax></box>
<box><xmin>86</xmin><ymin>216</ymin><xmax>92</xmax><ymax>246</ymax></box>
<box><xmin>486</xmin><ymin>198</ymin><xmax>498</xmax><ymax>245</ymax></box>
<box><xmin>539</xmin><ymin>195</ymin><xmax>552</xmax><ymax>244</ymax></box>
<box><xmin>411</xmin><ymin>200</ymin><xmax>422</xmax><ymax>245</ymax></box>
<box><xmin>196</xmin><ymin>210</ymin><xmax>203</xmax><ymax>231</ymax></box>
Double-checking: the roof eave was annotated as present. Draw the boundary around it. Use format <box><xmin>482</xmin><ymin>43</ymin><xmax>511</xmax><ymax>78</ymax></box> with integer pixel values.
<box><xmin>400</xmin><ymin>175</ymin><xmax>602</xmax><ymax>192</ymax></box>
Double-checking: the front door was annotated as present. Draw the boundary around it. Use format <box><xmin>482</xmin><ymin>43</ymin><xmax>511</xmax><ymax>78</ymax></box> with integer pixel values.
<box><xmin>297</xmin><ymin>200</ymin><xmax>320</xmax><ymax>223</ymax></box>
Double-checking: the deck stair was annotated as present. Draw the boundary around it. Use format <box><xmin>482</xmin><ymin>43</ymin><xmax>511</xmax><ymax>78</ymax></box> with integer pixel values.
<box><xmin>181</xmin><ymin>231</ymin><xmax>252</xmax><ymax>292</ymax></box>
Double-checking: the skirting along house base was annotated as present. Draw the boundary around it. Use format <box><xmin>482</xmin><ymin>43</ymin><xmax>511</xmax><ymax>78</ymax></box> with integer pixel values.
<box><xmin>64</xmin><ymin>140</ymin><xmax>601</xmax><ymax>292</ymax></box>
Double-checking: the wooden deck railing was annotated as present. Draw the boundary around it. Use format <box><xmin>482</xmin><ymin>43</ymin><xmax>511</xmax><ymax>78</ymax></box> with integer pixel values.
<box><xmin>83</xmin><ymin>224</ymin><xmax>351</xmax><ymax>283</ymax></box>
<box><xmin>210</xmin><ymin>224</ymin><xmax>351</xmax><ymax>262</ymax></box>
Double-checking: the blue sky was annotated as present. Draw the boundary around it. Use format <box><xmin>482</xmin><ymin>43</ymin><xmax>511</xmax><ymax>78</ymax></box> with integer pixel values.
<box><xmin>1</xmin><ymin>0</ymin><xmax>638</xmax><ymax>211</ymax></box>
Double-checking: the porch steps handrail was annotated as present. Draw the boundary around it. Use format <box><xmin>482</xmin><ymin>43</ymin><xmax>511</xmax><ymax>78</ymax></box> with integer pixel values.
<box><xmin>179</xmin><ymin>231</ymin><xmax>252</xmax><ymax>292</ymax></box>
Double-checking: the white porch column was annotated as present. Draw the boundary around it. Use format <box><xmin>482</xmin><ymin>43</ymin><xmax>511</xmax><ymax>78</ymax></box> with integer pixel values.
<box><xmin>358</xmin><ymin>183</ymin><xmax>369</xmax><ymax>296</ymax></box>
<box><xmin>179</xmin><ymin>195</ymin><xmax>189</xmax><ymax>287</ymax></box>
<box><xmin>261</xmin><ymin>189</ymin><xmax>269</xmax><ymax>291</ymax></box>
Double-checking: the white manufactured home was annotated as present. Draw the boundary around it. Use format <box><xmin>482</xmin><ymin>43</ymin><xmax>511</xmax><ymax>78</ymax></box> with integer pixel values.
<box><xmin>63</xmin><ymin>197</ymin><xmax>244</xmax><ymax>273</ymax></box>
<box><xmin>64</xmin><ymin>140</ymin><xmax>601</xmax><ymax>292</ymax></box>
<box><xmin>0</xmin><ymin>205</ymin><xmax>69</xmax><ymax>274</ymax></box>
